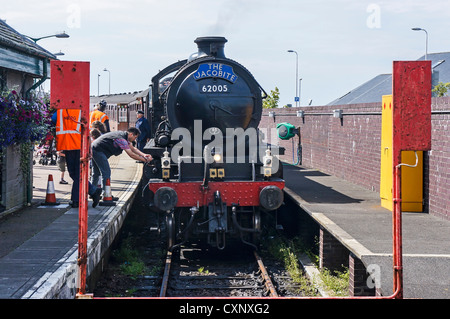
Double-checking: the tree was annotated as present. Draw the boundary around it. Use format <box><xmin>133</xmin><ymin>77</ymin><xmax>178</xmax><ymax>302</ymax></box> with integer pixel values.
<box><xmin>432</xmin><ymin>82</ymin><xmax>450</xmax><ymax>97</ymax></box>
<box><xmin>263</xmin><ymin>87</ymin><xmax>280</xmax><ymax>109</ymax></box>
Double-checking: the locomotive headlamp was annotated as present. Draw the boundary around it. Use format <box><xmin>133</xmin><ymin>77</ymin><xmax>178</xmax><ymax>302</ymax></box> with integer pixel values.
<box><xmin>161</xmin><ymin>151</ymin><xmax>171</xmax><ymax>180</ymax></box>
<box><xmin>211</xmin><ymin>147</ymin><xmax>223</xmax><ymax>163</ymax></box>
<box><xmin>263</xmin><ymin>149</ymin><xmax>272</xmax><ymax>177</ymax></box>
<box><xmin>161</xmin><ymin>151</ymin><xmax>170</xmax><ymax>168</ymax></box>
<box><xmin>276</xmin><ymin>122</ymin><xmax>299</xmax><ymax>140</ymax></box>
<box><xmin>213</xmin><ymin>154</ymin><xmax>222</xmax><ymax>162</ymax></box>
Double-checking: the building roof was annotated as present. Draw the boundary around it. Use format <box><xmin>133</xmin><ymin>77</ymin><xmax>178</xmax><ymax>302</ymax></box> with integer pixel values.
<box><xmin>0</xmin><ymin>19</ymin><xmax>56</xmax><ymax>60</ymax></box>
<box><xmin>90</xmin><ymin>89</ymin><xmax>149</xmax><ymax>105</ymax></box>
<box><xmin>327</xmin><ymin>52</ymin><xmax>450</xmax><ymax>105</ymax></box>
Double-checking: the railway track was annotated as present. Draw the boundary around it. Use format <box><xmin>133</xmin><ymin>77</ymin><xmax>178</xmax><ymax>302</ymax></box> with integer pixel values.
<box><xmin>157</xmin><ymin>245</ymin><xmax>300</xmax><ymax>298</ymax></box>
<box><xmin>93</xmin><ymin>205</ymin><xmax>313</xmax><ymax>298</ymax></box>
<box><xmin>94</xmin><ymin>233</ymin><xmax>310</xmax><ymax>298</ymax></box>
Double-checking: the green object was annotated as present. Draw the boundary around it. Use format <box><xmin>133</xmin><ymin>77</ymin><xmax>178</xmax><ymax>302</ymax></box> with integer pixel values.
<box><xmin>276</xmin><ymin>122</ymin><xmax>297</xmax><ymax>140</ymax></box>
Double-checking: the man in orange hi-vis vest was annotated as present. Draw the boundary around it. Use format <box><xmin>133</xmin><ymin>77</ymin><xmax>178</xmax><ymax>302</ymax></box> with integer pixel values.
<box><xmin>55</xmin><ymin>109</ymin><xmax>102</xmax><ymax>208</ymax></box>
<box><xmin>89</xmin><ymin>100</ymin><xmax>110</xmax><ymax>132</ymax></box>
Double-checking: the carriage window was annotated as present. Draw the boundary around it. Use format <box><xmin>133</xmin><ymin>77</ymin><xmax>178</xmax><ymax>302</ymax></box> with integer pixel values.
<box><xmin>119</xmin><ymin>106</ymin><xmax>127</xmax><ymax>122</ymax></box>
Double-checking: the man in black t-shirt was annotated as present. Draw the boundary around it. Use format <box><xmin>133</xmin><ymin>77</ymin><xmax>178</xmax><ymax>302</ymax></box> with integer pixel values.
<box><xmin>91</xmin><ymin>127</ymin><xmax>152</xmax><ymax>196</ymax></box>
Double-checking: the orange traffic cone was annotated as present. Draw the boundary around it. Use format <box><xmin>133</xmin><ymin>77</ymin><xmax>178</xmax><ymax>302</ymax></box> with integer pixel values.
<box><xmin>42</xmin><ymin>174</ymin><xmax>60</xmax><ymax>206</ymax></box>
<box><xmin>99</xmin><ymin>178</ymin><xmax>116</xmax><ymax>206</ymax></box>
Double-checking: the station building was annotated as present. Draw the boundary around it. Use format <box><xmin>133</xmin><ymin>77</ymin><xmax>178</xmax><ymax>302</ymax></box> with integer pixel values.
<box><xmin>0</xmin><ymin>20</ymin><xmax>56</xmax><ymax>215</ymax></box>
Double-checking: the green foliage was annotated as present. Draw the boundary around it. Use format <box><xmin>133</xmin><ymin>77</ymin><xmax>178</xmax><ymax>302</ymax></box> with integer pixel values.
<box><xmin>113</xmin><ymin>237</ymin><xmax>148</xmax><ymax>277</ymax></box>
<box><xmin>263</xmin><ymin>87</ymin><xmax>280</xmax><ymax>109</ymax></box>
<box><xmin>265</xmin><ymin>236</ymin><xmax>317</xmax><ymax>296</ymax></box>
<box><xmin>265</xmin><ymin>235</ymin><xmax>349</xmax><ymax>297</ymax></box>
<box><xmin>120</xmin><ymin>260</ymin><xmax>146</xmax><ymax>276</ymax></box>
<box><xmin>432</xmin><ymin>82</ymin><xmax>450</xmax><ymax>97</ymax></box>
<box><xmin>19</xmin><ymin>141</ymin><xmax>33</xmax><ymax>180</ymax></box>
<box><xmin>319</xmin><ymin>267</ymin><xmax>349</xmax><ymax>297</ymax></box>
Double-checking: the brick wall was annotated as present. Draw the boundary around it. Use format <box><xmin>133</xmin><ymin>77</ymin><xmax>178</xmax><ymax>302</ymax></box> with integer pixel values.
<box><xmin>2</xmin><ymin>144</ymin><xmax>26</xmax><ymax>212</ymax></box>
<box><xmin>0</xmin><ymin>69</ymin><xmax>34</xmax><ymax>215</ymax></box>
<box><xmin>426</xmin><ymin>97</ymin><xmax>450</xmax><ymax>220</ymax></box>
<box><xmin>260</xmin><ymin>97</ymin><xmax>450</xmax><ymax>221</ymax></box>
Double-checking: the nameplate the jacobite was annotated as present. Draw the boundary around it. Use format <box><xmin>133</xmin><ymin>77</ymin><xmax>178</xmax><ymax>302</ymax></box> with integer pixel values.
<box><xmin>193</xmin><ymin>63</ymin><xmax>238</xmax><ymax>83</ymax></box>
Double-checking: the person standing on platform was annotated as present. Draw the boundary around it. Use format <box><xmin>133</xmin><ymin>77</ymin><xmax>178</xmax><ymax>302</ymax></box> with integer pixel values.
<box><xmin>54</xmin><ymin>109</ymin><xmax>102</xmax><ymax>208</ymax></box>
<box><xmin>89</xmin><ymin>100</ymin><xmax>110</xmax><ymax>132</ymax></box>
<box><xmin>91</xmin><ymin>127</ymin><xmax>152</xmax><ymax>197</ymax></box>
<box><xmin>135</xmin><ymin>110</ymin><xmax>151</xmax><ymax>152</ymax></box>
<box><xmin>56</xmin><ymin>150</ymin><xmax>68</xmax><ymax>184</ymax></box>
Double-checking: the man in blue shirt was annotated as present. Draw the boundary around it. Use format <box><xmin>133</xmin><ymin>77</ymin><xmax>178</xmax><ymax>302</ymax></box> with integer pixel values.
<box><xmin>135</xmin><ymin>110</ymin><xmax>151</xmax><ymax>151</ymax></box>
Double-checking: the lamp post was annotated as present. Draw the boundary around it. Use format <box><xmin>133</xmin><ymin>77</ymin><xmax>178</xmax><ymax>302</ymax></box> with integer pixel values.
<box><xmin>103</xmin><ymin>68</ymin><xmax>111</xmax><ymax>94</ymax></box>
<box><xmin>287</xmin><ymin>50</ymin><xmax>299</xmax><ymax>107</ymax></box>
<box><xmin>26</xmin><ymin>31</ymin><xmax>70</xmax><ymax>43</ymax></box>
<box><xmin>299</xmin><ymin>78</ymin><xmax>302</xmax><ymax>106</ymax></box>
<box><xmin>97</xmin><ymin>74</ymin><xmax>101</xmax><ymax>96</ymax></box>
<box><xmin>411</xmin><ymin>27</ymin><xmax>428</xmax><ymax>60</ymax></box>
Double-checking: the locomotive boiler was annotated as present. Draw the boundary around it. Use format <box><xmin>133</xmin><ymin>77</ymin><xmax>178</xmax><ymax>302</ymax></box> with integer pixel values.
<box><xmin>142</xmin><ymin>37</ymin><xmax>284</xmax><ymax>250</ymax></box>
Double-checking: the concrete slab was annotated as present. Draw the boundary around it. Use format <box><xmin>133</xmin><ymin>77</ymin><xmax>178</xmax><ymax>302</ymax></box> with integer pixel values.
<box><xmin>0</xmin><ymin>153</ymin><xmax>142</xmax><ymax>299</ymax></box>
<box><xmin>282</xmin><ymin>164</ymin><xmax>450</xmax><ymax>299</ymax></box>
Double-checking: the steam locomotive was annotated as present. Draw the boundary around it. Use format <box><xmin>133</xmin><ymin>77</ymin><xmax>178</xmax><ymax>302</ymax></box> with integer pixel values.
<box><xmin>142</xmin><ymin>37</ymin><xmax>285</xmax><ymax>250</ymax></box>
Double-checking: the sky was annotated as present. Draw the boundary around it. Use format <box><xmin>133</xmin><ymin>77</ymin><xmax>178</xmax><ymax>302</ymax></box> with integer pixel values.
<box><xmin>3</xmin><ymin>0</ymin><xmax>450</xmax><ymax>106</ymax></box>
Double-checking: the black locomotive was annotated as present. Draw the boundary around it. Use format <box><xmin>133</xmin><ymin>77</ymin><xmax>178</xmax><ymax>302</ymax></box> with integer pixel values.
<box><xmin>142</xmin><ymin>37</ymin><xmax>284</xmax><ymax>250</ymax></box>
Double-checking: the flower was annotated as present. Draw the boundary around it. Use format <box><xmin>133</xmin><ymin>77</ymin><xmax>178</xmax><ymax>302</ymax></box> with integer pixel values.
<box><xmin>0</xmin><ymin>90</ymin><xmax>53</xmax><ymax>149</ymax></box>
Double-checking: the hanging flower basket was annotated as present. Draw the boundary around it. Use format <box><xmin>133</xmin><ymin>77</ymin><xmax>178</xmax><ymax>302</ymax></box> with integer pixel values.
<box><xmin>0</xmin><ymin>90</ymin><xmax>52</xmax><ymax>149</ymax></box>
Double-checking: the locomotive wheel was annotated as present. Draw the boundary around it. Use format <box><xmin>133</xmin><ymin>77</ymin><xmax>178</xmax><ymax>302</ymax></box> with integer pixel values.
<box><xmin>166</xmin><ymin>212</ymin><xmax>175</xmax><ymax>250</ymax></box>
<box><xmin>252</xmin><ymin>210</ymin><xmax>261</xmax><ymax>245</ymax></box>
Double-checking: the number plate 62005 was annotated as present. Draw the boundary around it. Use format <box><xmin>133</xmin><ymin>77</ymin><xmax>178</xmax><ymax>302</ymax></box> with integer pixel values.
<box><xmin>200</xmin><ymin>84</ymin><xmax>230</xmax><ymax>93</ymax></box>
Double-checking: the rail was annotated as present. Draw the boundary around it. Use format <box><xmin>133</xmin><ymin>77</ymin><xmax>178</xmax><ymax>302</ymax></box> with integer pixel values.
<box><xmin>159</xmin><ymin>250</ymin><xmax>173</xmax><ymax>297</ymax></box>
<box><xmin>254</xmin><ymin>250</ymin><xmax>278</xmax><ymax>297</ymax></box>
<box><xmin>158</xmin><ymin>248</ymin><xmax>280</xmax><ymax>298</ymax></box>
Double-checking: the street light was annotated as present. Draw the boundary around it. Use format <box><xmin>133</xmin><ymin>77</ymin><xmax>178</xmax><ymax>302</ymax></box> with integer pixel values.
<box><xmin>411</xmin><ymin>27</ymin><xmax>428</xmax><ymax>60</ymax></box>
<box><xmin>299</xmin><ymin>78</ymin><xmax>302</xmax><ymax>107</ymax></box>
<box><xmin>103</xmin><ymin>68</ymin><xmax>111</xmax><ymax>94</ymax></box>
<box><xmin>97</xmin><ymin>74</ymin><xmax>101</xmax><ymax>96</ymax></box>
<box><xmin>287</xmin><ymin>50</ymin><xmax>299</xmax><ymax>107</ymax></box>
<box><xmin>26</xmin><ymin>31</ymin><xmax>70</xmax><ymax>43</ymax></box>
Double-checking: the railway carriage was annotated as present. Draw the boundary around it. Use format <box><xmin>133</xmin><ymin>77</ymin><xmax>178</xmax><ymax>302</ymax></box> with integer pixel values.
<box><xmin>90</xmin><ymin>88</ymin><xmax>151</xmax><ymax>131</ymax></box>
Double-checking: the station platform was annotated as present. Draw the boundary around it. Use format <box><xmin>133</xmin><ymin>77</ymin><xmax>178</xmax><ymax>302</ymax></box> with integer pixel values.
<box><xmin>0</xmin><ymin>153</ymin><xmax>142</xmax><ymax>299</ymax></box>
<box><xmin>282</xmin><ymin>164</ymin><xmax>450</xmax><ymax>299</ymax></box>
<box><xmin>1</xmin><ymin>157</ymin><xmax>448</xmax><ymax>299</ymax></box>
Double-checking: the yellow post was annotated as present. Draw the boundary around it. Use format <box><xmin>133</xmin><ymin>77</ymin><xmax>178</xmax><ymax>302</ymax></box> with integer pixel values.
<box><xmin>380</xmin><ymin>95</ymin><xmax>423</xmax><ymax>212</ymax></box>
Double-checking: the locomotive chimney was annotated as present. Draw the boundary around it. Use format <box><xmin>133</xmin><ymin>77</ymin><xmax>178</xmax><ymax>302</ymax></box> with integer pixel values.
<box><xmin>194</xmin><ymin>36</ymin><xmax>227</xmax><ymax>58</ymax></box>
